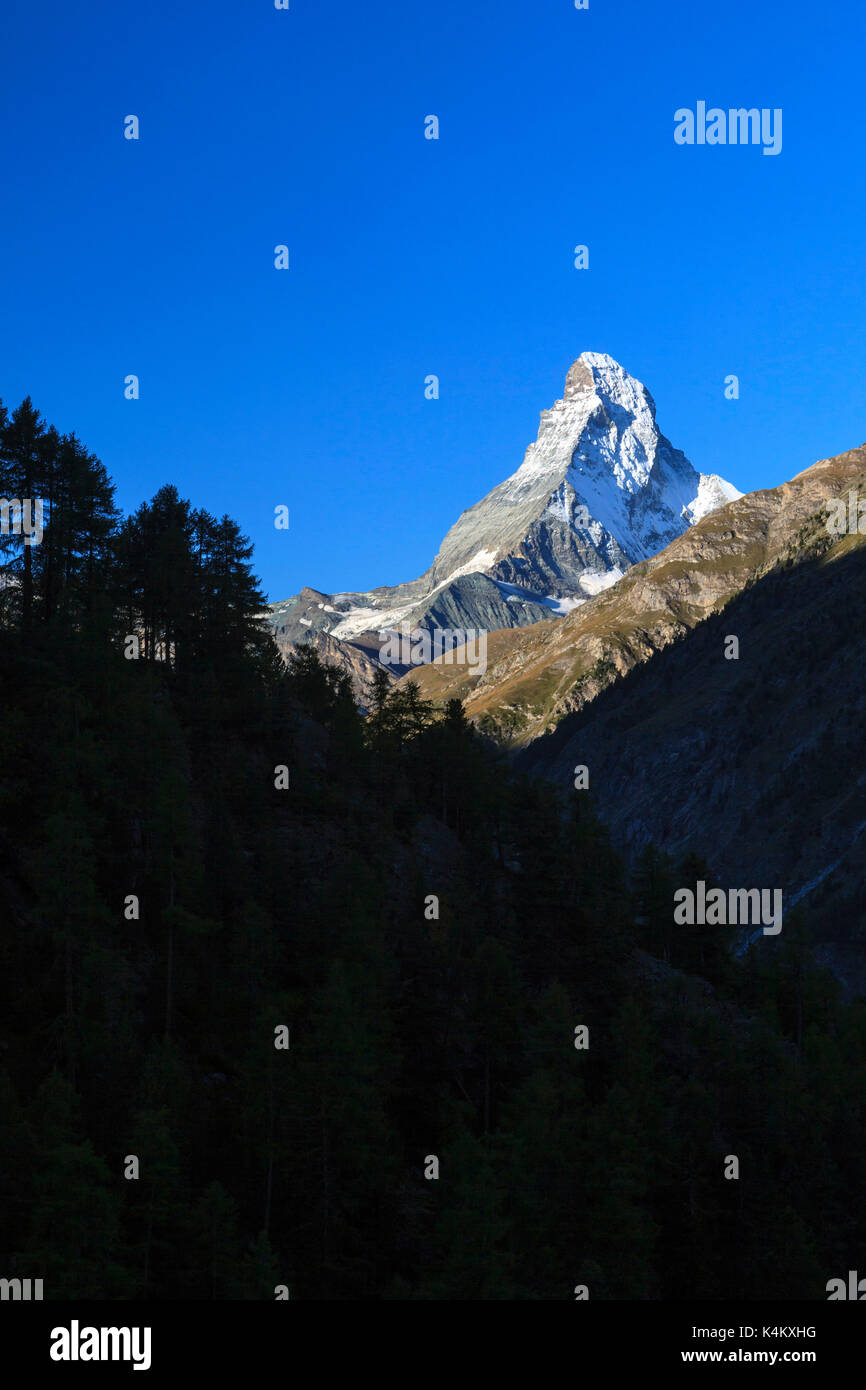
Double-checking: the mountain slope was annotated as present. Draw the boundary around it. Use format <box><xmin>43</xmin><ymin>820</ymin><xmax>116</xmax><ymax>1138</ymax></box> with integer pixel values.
<box><xmin>404</xmin><ymin>445</ymin><xmax>866</xmax><ymax>745</ymax></box>
<box><xmin>517</xmin><ymin>503</ymin><xmax>866</xmax><ymax>988</ymax></box>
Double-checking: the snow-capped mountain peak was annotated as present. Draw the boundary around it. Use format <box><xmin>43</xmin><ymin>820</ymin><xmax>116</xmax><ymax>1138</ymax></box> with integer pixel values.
<box><xmin>428</xmin><ymin>351</ymin><xmax>741</xmax><ymax>588</ymax></box>
<box><xmin>268</xmin><ymin>352</ymin><xmax>741</xmax><ymax>656</ymax></box>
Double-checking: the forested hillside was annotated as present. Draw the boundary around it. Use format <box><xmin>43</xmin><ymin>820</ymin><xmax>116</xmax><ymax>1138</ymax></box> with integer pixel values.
<box><xmin>1</xmin><ymin>396</ymin><xmax>865</xmax><ymax>1300</ymax></box>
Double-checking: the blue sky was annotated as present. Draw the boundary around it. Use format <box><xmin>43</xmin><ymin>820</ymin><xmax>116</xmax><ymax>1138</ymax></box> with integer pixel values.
<box><xmin>2</xmin><ymin>0</ymin><xmax>865</xmax><ymax>602</ymax></box>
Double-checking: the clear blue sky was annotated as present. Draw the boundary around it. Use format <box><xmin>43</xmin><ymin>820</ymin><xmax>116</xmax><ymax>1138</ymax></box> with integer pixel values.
<box><xmin>2</xmin><ymin>0</ymin><xmax>865</xmax><ymax>602</ymax></box>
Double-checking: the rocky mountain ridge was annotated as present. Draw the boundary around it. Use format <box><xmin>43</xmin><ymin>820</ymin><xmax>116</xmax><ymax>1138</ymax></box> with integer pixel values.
<box><xmin>266</xmin><ymin>353</ymin><xmax>739</xmax><ymax>690</ymax></box>
<box><xmin>403</xmin><ymin>445</ymin><xmax>866</xmax><ymax>745</ymax></box>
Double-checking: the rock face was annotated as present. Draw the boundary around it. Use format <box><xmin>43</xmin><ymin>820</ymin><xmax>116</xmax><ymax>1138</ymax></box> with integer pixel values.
<box><xmin>404</xmin><ymin>444</ymin><xmax>866</xmax><ymax>745</ymax></box>
<box><xmin>266</xmin><ymin>352</ymin><xmax>739</xmax><ymax>686</ymax></box>
<box><xmin>269</xmin><ymin>601</ymin><xmax>387</xmax><ymax>701</ymax></box>
<box><xmin>422</xmin><ymin>352</ymin><xmax>738</xmax><ymax>611</ymax></box>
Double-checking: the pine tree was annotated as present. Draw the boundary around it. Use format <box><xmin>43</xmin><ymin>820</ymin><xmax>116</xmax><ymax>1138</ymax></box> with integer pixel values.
<box><xmin>0</xmin><ymin>397</ymin><xmax>50</xmax><ymax>631</ymax></box>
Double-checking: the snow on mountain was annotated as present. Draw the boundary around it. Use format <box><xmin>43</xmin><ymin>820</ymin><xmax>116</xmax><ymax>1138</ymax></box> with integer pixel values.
<box><xmin>268</xmin><ymin>352</ymin><xmax>741</xmax><ymax>656</ymax></box>
<box><xmin>688</xmin><ymin>472</ymin><xmax>742</xmax><ymax>523</ymax></box>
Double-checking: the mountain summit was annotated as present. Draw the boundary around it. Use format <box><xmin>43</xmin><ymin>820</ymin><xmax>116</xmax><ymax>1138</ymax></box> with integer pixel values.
<box><xmin>423</xmin><ymin>350</ymin><xmax>740</xmax><ymax>607</ymax></box>
<box><xmin>268</xmin><ymin>353</ymin><xmax>740</xmax><ymax>669</ymax></box>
